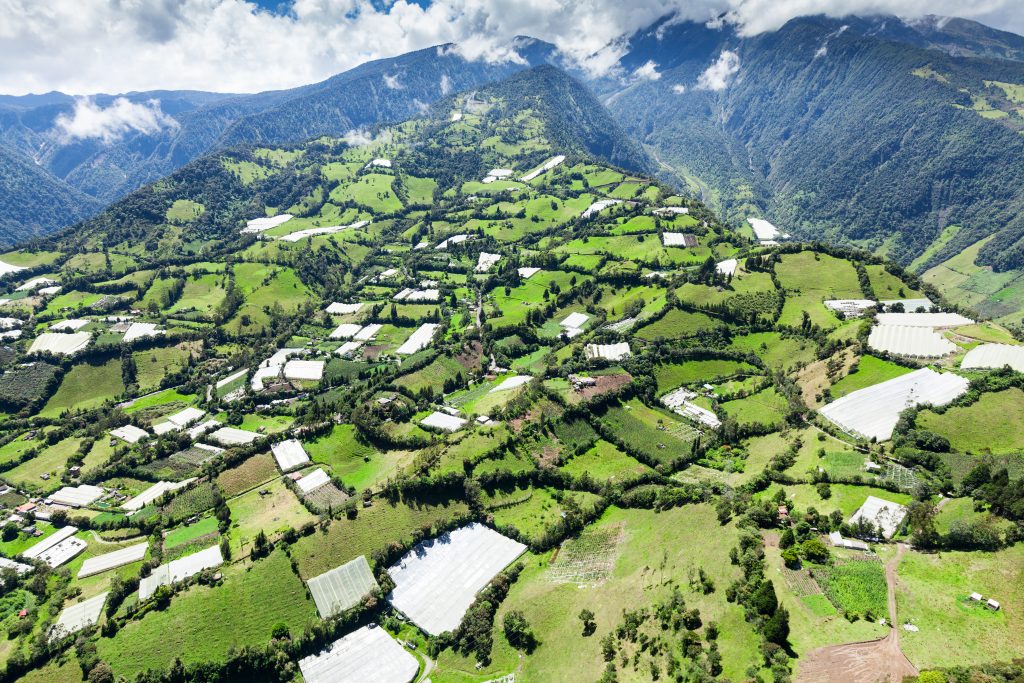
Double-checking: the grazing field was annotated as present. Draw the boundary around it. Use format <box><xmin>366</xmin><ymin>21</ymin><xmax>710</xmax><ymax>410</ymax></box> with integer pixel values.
<box><xmin>2</xmin><ymin>437</ymin><xmax>82</xmax><ymax>492</ymax></box>
<box><xmin>598</xmin><ymin>398</ymin><xmax>697</xmax><ymax>465</ymax></box>
<box><xmin>303</xmin><ymin>424</ymin><xmax>404</xmax><ymax>491</ymax></box>
<box><xmin>226</xmin><ymin>478</ymin><xmax>315</xmax><ymax>557</ymax></box>
<box><xmin>634</xmin><ymin>309</ymin><xmax>722</xmax><ymax>340</ymax></box>
<box><xmin>720</xmin><ymin>386</ymin><xmax>789</xmax><ymax>427</ymax></box>
<box><xmin>133</xmin><ymin>344</ymin><xmax>193</xmax><ymax>391</ymax></box>
<box><xmin>829</xmin><ymin>355</ymin><xmax>914</xmax><ymax>399</ymax></box>
<box><xmin>559</xmin><ymin>440</ymin><xmax>655</xmax><ymax>483</ymax></box>
<box><xmin>97</xmin><ymin>550</ymin><xmax>317</xmax><ymax>677</ymax></box>
<box><xmin>653</xmin><ymin>359</ymin><xmax>757</xmax><ymax>392</ymax></box>
<box><xmin>485</xmin><ymin>486</ymin><xmax>599</xmax><ymax>544</ymax></box>
<box><xmin>896</xmin><ymin>545</ymin><xmax>1024</xmax><ymax>668</ymax></box>
<box><xmin>39</xmin><ymin>358</ymin><xmax>124</xmax><ymax>417</ymax></box>
<box><xmin>916</xmin><ymin>388</ymin><xmax>1024</xmax><ymax>454</ymax></box>
<box><xmin>729</xmin><ymin>332</ymin><xmax>818</xmax><ymax>373</ymax></box>
<box><xmin>759</xmin><ymin>482</ymin><xmax>912</xmax><ymax>518</ymax></box>
<box><xmin>864</xmin><ymin>264</ymin><xmax>921</xmax><ymax>299</ymax></box>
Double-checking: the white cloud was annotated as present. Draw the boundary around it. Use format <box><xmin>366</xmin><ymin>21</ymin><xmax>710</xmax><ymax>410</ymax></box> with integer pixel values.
<box><xmin>342</xmin><ymin>129</ymin><xmax>375</xmax><ymax>147</ymax></box>
<box><xmin>53</xmin><ymin>97</ymin><xmax>178</xmax><ymax>144</ymax></box>
<box><xmin>672</xmin><ymin>84</ymin><xmax>687</xmax><ymax>93</ymax></box>
<box><xmin>0</xmin><ymin>1</ymin><xmax>1021</xmax><ymax>95</ymax></box>
<box><xmin>382</xmin><ymin>73</ymin><xmax>403</xmax><ymax>89</ymax></box>
<box><xmin>633</xmin><ymin>60</ymin><xmax>662</xmax><ymax>81</ymax></box>
<box><xmin>696</xmin><ymin>50</ymin><xmax>741</xmax><ymax>91</ymax></box>
<box><xmin>440</xmin><ymin>73</ymin><xmax>453</xmax><ymax>95</ymax></box>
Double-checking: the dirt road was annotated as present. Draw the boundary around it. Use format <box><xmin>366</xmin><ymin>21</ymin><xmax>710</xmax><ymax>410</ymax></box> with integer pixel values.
<box><xmin>796</xmin><ymin>544</ymin><xmax>918</xmax><ymax>683</ymax></box>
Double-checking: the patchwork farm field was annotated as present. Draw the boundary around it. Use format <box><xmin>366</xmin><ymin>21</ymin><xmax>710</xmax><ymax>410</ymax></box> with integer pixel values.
<box><xmin>916</xmin><ymin>388</ymin><xmax>1024</xmax><ymax>454</ymax></box>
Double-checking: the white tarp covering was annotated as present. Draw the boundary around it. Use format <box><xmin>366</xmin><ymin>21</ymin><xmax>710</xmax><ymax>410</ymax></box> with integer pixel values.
<box><xmin>50</xmin><ymin>592</ymin><xmax>107</xmax><ymax>640</ymax></box>
<box><xmin>420</xmin><ymin>411</ymin><xmax>466</xmax><ymax>432</ymax></box>
<box><xmin>296</xmin><ymin>468</ymin><xmax>331</xmax><ymax>494</ymax></box>
<box><xmin>435</xmin><ymin>234</ymin><xmax>469</xmax><ymax>250</ymax></box>
<box><xmin>875</xmin><ymin>312</ymin><xmax>974</xmax><ymax>328</ymax></box>
<box><xmin>662</xmin><ymin>232</ymin><xmax>696</xmax><ymax>247</ymax></box>
<box><xmin>122</xmin><ymin>480</ymin><xmax>194</xmax><ymax>512</ymax></box>
<box><xmin>581</xmin><ymin>199</ymin><xmax>619</xmax><ymax>218</ymax></box>
<box><xmin>331</xmin><ymin>323</ymin><xmax>365</xmax><ymax>340</ymax></box>
<box><xmin>490</xmin><ymin>375</ymin><xmax>533</xmax><ymax>393</ymax></box>
<box><xmin>123</xmin><ymin>322</ymin><xmax>163</xmax><ymax>343</ymax></box>
<box><xmin>272</xmin><ymin>439</ymin><xmax>310</xmax><ymax>471</ymax></box>
<box><xmin>366</xmin><ymin>158</ymin><xmax>392</xmax><ymax>168</ymax></box>
<box><xmin>326</xmin><ymin>302</ymin><xmax>363</xmax><ymax>315</ymax></box>
<box><xmin>584</xmin><ymin>343</ymin><xmax>631</xmax><ymax>361</ymax></box>
<box><xmin>23</xmin><ymin>526</ymin><xmax>78</xmax><ymax>559</ymax></box>
<box><xmin>517</xmin><ymin>267</ymin><xmax>540</xmax><ymax>279</ymax></box>
<box><xmin>0</xmin><ymin>260</ymin><xmax>25</xmax><ymax>276</ymax></box>
<box><xmin>387</xmin><ymin>523</ymin><xmax>527</xmax><ymax>635</ymax></box>
<box><xmin>335</xmin><ymin>341</ymin><xmax>363</xmax><ymax>357</ymax></box>
<box><xmin>819</xmin><ymin>367</ymin><xmax>969</xmax><ymax>441</ymax></box>
<box><xmin>263</xmin><ymin>348</ymin><xmax>304</xmax><ymax>368</ymax></box>
<box><xmin>49</xmin><ymin>485</ymin><xmax>104</xmax><ymax>508</ymax></box>
<box><xmin>961</xmin><ymin>343</ymin><xmax>1024</xmax><ymax>372</ymax></box>
<box><xmin>716</xmin><ymin>259</ymin><xmax>738</xmax><ymax>277</ymax></box>
<box><xmin>208</xmin><ymin>427</ymin><xmax>263</xmax><ymax>446</ymax></box>
<box><xmin>354</xmin><ymin>323</ymin><xmax>382</xmax><ymax>341</ymax></box>
<box><xmin>869</xmin><ymin>325</ymin><xmax>955</xmax><ymax>358</ymax></box>
<box><xmin>560</xmin><ymin>312</ymin><xmax>589</xmax><ymax>330</ymax></box>
<box><xmin>307</xmin><ymin>555</ymin><xmax>380</xmax><ymax>618</ymax></box>
<box><xmin>476</xmin><ymin>252</ymin><xmax>501</xmax><ymax>272</ymax></box>
<box><xmin>278</xmin><ymin>220</ymin><xmax>369</xmax><ymax>242</ymax></box>
<box><xmin>393</xmin><ymin>288</ymin><xmax>439</xmax><ymax>302</ymax></box>
<box><xmin>188</xmin><ymin>420</ymin><xmax>222</xmax><ymax>439</ymax></box>
<box><xmin>139</xmin><ymin>546</ymin><xmax>223</xmax><ymax>600</ymax></box>
<box><xmin>242</xmin><ymin>214</ymin><xmax>293</xmax><ymax>234</ymax></box>
<box><xmin>520</xmin><ymin>154</ymin><xmax>565</xmax><ymax>182</ymax></box>
<box><xmin>284</xmin><ymin>359</ymin><xmax>324</xmax><ymax>381</ymax></box>
<box><xmin>396</xmin><ymin>323</ymin><xmax>439</xmax><ymax>355</ymax></box>
<box><xmin>849</xmin><ymin>496</ymin><xmax>907</xmax><ymax>539</ymax></box>
<box><xmin>0</xmin><ymin>317</ymin><xmax>20</xmax><ymax>330</ymax></box>
<box><xmin>50</xmin><ymin>318</ymin><xmax>89</xmax><ymax>331</ymax></box>
<box><xmin>111</xmin><ymin>425</ymin><xmax>149</xmax><ymax>444</ymax></box>
<box><xmin>298</xmin><ymin>625</ymin><xmax>418</xmax><ymax>683</ymax></box>
<box><xmin>880</xmin><ymin>298</ymin><xmax>933</xmax><ymax>312</ymax></box>
<box><xmin>747</xmin><ymin>217</ymin><xmax>787</xmax><ymax>241</ymax></box>
<box><xmin>28</xmin><ymin>332</ymin><xmax>91</xmax><ymax>356</ymax></box>
<box><xmin>252</xmin><ymin>365</ymin><xmax>282</xmax><ymax>391</ymax></box>
<box><xmin>167</xmin><ymin>407</ymin><xmax>206</xmax><ymax>428</ymax></box>
<box><xmin>78</xmin><ymin>543</ymin><xmax>148</xmax><ymax>578</ymax></box>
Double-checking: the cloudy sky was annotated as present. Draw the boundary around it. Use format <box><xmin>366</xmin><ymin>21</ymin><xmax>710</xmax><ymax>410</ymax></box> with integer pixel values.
<box><xmin>2</xmin><ymin>0</ymin><xmax>1022</xmax><ymax>96</ymax></box>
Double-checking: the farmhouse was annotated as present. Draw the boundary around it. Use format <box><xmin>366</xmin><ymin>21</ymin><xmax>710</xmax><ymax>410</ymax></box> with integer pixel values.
<box><xmin>307</xmin><ymin>555</ymin><xmax>380</xmax><ymax>618</ymax></box>
<box><xmin>849</xmin><ymin>496</ymin><xmax>908</xmax><ymax>539</ymax></box>
<box><xmin>298</xmin><ymin>625</ymin><xmax>418</xmax><ymax>683</ymax></box>
<box><xmin>818</xmin><ymin>367</ymin><xmax>969</xmax><ymax>441</ymax></box>
<box><xmin>387</xmin><ymin>523</ymin><xmax>527</xmax><ymax>635</ymax></box>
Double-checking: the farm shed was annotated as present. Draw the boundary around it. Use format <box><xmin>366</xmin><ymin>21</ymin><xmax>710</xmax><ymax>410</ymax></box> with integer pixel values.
<box><xmin>875</xmin><ymin>312</ymin><xmax>974</xmax><ymax>328</ymax></box>
<box><xmin>110</xmin><ymin>425</ymin><xmax>149</xmax><ymax>444</ymax></box>
<box><xmin>987</xmin><ymin>599</ymin><xmax>1001</xmax><ymax>611</ymax></box>
<box><xmin>207</xmin><ymin>427</ymin><xmax>263</xmax><ymax>446</ymax></box>
<box><xmin>828</xmin><ymin>531</ymin><xmax>869</xmax><ymax>551</ymax></box>
<box><xmin>296</xmin><ymin>468</ymin><xmax>332</xmax><ymax>494</ymax></box>
<box><xmin>387</xmin><ymin>523</ymin><xmax>527</xmax><ymax>635</ymax></box>
<box><xmin>78</xmin><ymin>542</ymin><xmax>148</xmax><ymax>578</ymax></box>
<box><xmin>396</xmin><ymin>323</ymin><xmax>439</xmax><ymax>355</ymax></box>
<box><xmin>28</xmin><ymin>332</ymin><xmax>91</xmax><ymax>356</ymax></box>
<box><xmin>868</xmin><ymin>324</ymin><xmax>955</xmax><ymax>358</ymax></box>
<box><xmin>139</xmin><ymin>545</ymin><xmax>223</xmax><ymax>600</ymax></box>
<box><xmin>818</xmin><ymin>367</ymin><xmax>968</xmax><ymax>441</ymax></box>
<box><xmin>584</xmin><ymin>342</ymin><xmax>631</xmax><ymax>361</ymax></box>
<box><xmin>122</xmin><ymin>480</ymin><xmax>195</xmax><ymax>512</ymax></box>
<box><xmin>326</xmin><ymin>302</ymin><xmax>363</xmax><ymax>315</ymax></box>
<box><xmin>849</xmin><ymin>496</ymin><xmax>907</xmax><ymax>539</ymax></box>
<box><xmin>241</xmin><ymin>214</ymin><xmax>293</xmax><ymax>234</ymax></box>
<box><xmin>49</xmin><ymin>485</ymin><xmax>104</xmax><ymax>508</ymax></box>
<box><xmin>272</xmin><ymin>439</ymin><xmax>310</xmax><ymax>471</ymax></box>
<box><xmin>298</xmin><ymin>625</ymin><xmax>418</xmax><ymax>683</ymax></box>
<box><xmin>307</xmin><ymin>555</ymin><xmax>380</xmax><ymax>618</ymax></box>
<box><xmin>961</xmin><ymin>344</ymin><xmax>1024</xmax><ymax>372</ymax></box>
<box><xmin>420</xmin><ymin>411</ymin><xmax>466</xmax><ymax>432</ymax></box>
<box><xmin>50</xmin><ymin>592</ymin><xmax>107</xmax><ymax>640</ymax></box>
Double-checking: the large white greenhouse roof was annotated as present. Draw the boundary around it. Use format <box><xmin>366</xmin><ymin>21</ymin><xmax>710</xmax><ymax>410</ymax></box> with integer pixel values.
<box><xmin>307</xmin><ymin>555</ymin><xmax>380</xmax><ymax>618</ymax></box>
<box><xmin>396</xmin><ymin>323</ymin><xmax>439</xmax><ymax>355</ymax></box>
<box><xmin>849</xmin><ymin>496</ymin><xmax>907</xmax><ymax>539</ymax></box>
<box><xmin>819</xmin><ymin>367</ymin><xmax>968</xmax><ymax>441</ymax></box>
<box><xmin>868</xmin><ymin>325</ymin><xmax>955</xmax><ymax>358</ymax></box>
<box><xmin>78</xmin><ymin>542</ymin><xmax>149</xmax><ymax>578</ymax></box>
<box><xmin>122</xmin><ymin>480</ymin><xmax>194</xmax><ymax>512</ymax></box>
<box><xmin>271</xmin><ymin>439</ymin><xmax>310</xmax><ymax>471</ymax></box>
<box><xmin>22</xmin><ymin>526</ymin><xmax>78</xmax><ymax>559</ymax></box>
<box><xmin>139</xmin><ymin>545</ymin><xmax>223</xmax><ymax>600</ymax></box>
<box><xmin>387</xmin><ymin>523</ymin><xmax>526</xmax><ymax>635</ymax></box>
<box><xmin>28</xmin><ymin>332</ymin><xmax>91</xmax><ymax>356</ymax></box>
<box><xmin>49</xmin><ymin>485</ymin><xmax>104</xmax><ymax>508</ymax></box>
<box><xmin>50</xmin><ymin>592</ymin><xmax>107</xmax><ymax>640</ymax></box>
<box><xmin>875</xmin><ymin>312</ymin><xmax>973</xmax><ymax>328</ymax></box>
<box><xmin>961</xmin><ymin>343</ymin><xmax>1024</xmax><ymax>372</ymax></box>
<box><xmin>298</xmin><ymin>625</ymin><xmax>418</xmax><ymax>683</ymax></box>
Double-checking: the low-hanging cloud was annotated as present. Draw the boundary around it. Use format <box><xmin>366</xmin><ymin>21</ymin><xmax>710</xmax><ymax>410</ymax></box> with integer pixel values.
<box><xmin>382</xmin><ymin>73</ymin><xmax>403</xmax><ymax>90</ymax></box>
<box><xmin>696</xmin><ymin>51</ymin><xmax>741</xmax><ymax>90</ymax></box>
<box><xmin>1</xmin><ymin>0</ymin><xmax>1022</xmax><ymax>95</ymax></box>
<box><xmin>53</xmin><ymin>97</ymin><xmax>179</xmax><ymax>144</ymax></box>
<box><xmin>633</xmin><ymin>60</ymin><xmax>663</xmax><ymax>81</ymax></box>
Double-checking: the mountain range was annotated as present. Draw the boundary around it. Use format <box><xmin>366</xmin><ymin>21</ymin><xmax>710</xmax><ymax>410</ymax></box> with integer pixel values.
<box><xmin>3</xmin><ymin>13</ymin><xmax>1024</xmax><ymax>323</ymax></box>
